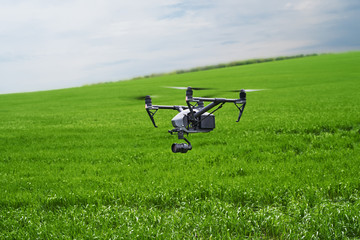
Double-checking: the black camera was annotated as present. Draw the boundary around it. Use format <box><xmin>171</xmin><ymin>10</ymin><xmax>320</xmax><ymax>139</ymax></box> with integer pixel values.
<box><xmin>171</xmin><ymin>143</ymin><xmax>192</xmax><ymax>153</ymax></box>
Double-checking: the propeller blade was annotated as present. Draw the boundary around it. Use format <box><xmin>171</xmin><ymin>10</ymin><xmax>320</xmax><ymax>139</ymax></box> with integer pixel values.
<box><xmin>133</xmin><ymin>95</ymin><xmax>157</xmax><ymax>100</ymax></box>
<box><xmin>164</xmin><ymin>86</ymin><xmax>266</xmax><ymax>94</ymax></box>
<box><xmin>165</xmin><ymin>86</ymin><xmax>215</xmax><ymax>91</ymax></box>
<box><xmin>165</xmin><ymin>86</ymin><xmax>187</xmax><ymax>90</ymax></box>
<box><xmin>245</xmin><ymin>89</ymin><xmax>265</xmax><ymax>92</ymax></box>
<box><xmin>134</xmin><ymin>95</ymin><xmax>147</xmax><ymax>100</ymax></box>
<box><xmin>226</xmin><ymin>89</ymin><xmax>265</xmax><ymax>93</ymax></box>
<box><xmin>192</xmin><ymin>87</ymin><xmax>214</xmax><ymax>91</ymax></box>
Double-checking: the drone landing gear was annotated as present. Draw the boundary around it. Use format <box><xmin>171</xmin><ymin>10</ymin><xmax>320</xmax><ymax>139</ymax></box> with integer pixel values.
<box><xmin>170</xmin><ymin>131</ymin><xmax>192</xmax><ymax>153</ymax></box>
<box><xmin>235</xmin><ymin>102</ymin><xmax>246</xmax><ymax>122</ymax></box>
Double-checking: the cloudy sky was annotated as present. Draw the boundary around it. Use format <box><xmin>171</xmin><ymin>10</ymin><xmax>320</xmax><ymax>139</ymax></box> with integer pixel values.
<box><xmin>0</xmin><ymin>0</ymin><xmax>359</xmax><ymax>94</ymax></box>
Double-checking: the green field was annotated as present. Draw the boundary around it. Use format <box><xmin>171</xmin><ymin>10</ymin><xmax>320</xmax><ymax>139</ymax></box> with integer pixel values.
<box><xmin>1</xmin><ymin>52</ymin><xmax>360</xmax><ymax>239</ymax></box>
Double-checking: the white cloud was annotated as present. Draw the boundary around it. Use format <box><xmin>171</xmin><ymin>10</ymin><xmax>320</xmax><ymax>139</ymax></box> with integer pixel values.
<box><xmin>0</xmin><ymin>0</ymin><xmax>359</xmax><ymax>94</ymax></box>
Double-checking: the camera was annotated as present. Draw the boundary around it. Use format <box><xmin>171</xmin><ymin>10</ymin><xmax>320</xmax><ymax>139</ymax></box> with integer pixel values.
<box><xmin>171</xmin><ymin>143</ymin><xmax>192</xmax><ymax>153</ymax></box>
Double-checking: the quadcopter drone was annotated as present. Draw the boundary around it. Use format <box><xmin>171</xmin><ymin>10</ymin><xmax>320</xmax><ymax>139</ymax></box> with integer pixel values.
<box><xmin>145</xmin><ymin>87</ymin><xmax>247</xmax><ymax>153</ymax></box>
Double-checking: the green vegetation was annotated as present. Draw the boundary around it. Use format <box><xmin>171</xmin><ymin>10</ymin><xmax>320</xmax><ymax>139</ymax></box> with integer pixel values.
<box><xmin>139</xmin><ymin>53</ymin><xmax>318</xmax><ymax>79</ymax></box>
<box><xmin>1</xmin><ymin>52</ymin><xmax>360</xmax><ymax>239</ymax></box>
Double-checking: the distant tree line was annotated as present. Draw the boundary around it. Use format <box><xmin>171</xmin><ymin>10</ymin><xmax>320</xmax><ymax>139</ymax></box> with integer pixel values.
<box><xmin>135</xmin><ymin>53</ymin><xmax>318</xmax><ymax>79</ymax></box>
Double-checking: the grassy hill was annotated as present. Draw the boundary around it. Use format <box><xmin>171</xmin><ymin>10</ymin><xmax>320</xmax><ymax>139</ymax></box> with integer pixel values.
<box><xmin>1</xmin><ymin>52</ymin><xmax>360</xmax><ymax>238</ymax></box>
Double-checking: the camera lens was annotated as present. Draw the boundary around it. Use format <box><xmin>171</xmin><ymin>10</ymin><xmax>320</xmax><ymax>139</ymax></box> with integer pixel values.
<box><xmin>171</xmin><ymin>143</ymin><xmax>192</xmax><ymax>153</ymax></box>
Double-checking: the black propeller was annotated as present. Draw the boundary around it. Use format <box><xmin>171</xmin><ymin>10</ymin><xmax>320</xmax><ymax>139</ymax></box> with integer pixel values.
<box><xmin>133</xmin><ymin>95</ymin><xmax>158</xmax><ymax>101</ymax></box>
<box><xmin>134</xmin><ymin>95</ymin><xmax>148</xmax><ymax>100</ymax></box>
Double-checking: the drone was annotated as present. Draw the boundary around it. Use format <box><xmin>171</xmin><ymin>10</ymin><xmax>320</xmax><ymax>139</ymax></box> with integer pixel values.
<box><xmin>145</xmin><ymin>87</ymin><xmax>249</xmax><ymax>153</ymax></box>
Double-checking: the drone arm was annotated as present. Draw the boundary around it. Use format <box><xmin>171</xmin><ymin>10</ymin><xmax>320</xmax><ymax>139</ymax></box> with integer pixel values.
<box><xmin>194</xmin><ymin>97</ymin><xmax>244</xmax><ymax>103</ymax></box>
<box><xmin>145</xmin><ymin>105</ymin><xmax>188</xmax><ymax>128</ymax></box>
<box><xmin>145</xmin><ymin>96</ymin><xmax>190</xmax><ymax>127</ymax></box>
<box><xmin>153</xmin><ymin>105</ymin><xmax>188</xmax><ymax>111</ymax></box>
<box><xmin>193</xmin><ymin>101</ymin><xmax>222</xmax><ymax>118</ymax></box>
<box><xmin>193</xmin><ymin>90</ymin><xmax>247</xmax><ymax>122</ymax></box>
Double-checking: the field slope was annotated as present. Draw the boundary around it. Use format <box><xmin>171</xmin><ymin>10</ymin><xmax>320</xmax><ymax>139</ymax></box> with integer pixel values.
<box><xmin>1</xmin><ymin>52</ymin><xmax>360</xmax><ymax>239</ymax></box>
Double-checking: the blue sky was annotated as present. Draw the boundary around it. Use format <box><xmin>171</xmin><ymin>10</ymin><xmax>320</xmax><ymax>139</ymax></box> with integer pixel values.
<box><xmin>0</xmin><ymin>0</ymin><xmax>359</xmax><ymax>94</ymax></box>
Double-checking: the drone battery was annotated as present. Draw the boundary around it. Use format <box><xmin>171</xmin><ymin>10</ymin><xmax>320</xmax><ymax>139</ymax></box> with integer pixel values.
<box><xmin>200</xmin><ymin>114</ymin><xmax>215</xmax><ymax>129</ymax></box>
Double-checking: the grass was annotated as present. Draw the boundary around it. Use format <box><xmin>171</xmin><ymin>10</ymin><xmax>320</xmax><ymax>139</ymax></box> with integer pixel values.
<box><xmin>0</xmin><ymin>52</ymin><xmax>360</xmax><ymax>239</ymax></box>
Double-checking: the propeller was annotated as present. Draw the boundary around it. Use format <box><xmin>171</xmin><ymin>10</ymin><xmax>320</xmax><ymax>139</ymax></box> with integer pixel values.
<box><xmin>226</xmin><ymin>89</ymin><xmax>265</xmax><ymax>93</ymax></box>
<box><xmin>165</xmin><ymin>86</ymin><xmax>265</xmax><ymax>93</ymax></box>
<box><xmin>165</xmin><ymin>86</ymin><xmax>214</xmax><ymax>90</ymax></box>
<box><xmin>133</xmin><ymin>95</ymin><xmax>158</xmax><ymax>101</ymax></box>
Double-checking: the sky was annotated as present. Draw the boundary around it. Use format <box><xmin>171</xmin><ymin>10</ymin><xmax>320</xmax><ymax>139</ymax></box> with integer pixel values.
<box><xmin>0</xmin><ymin>0</ymin><xmax>359</xmax><ymax>94</ymax></box>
